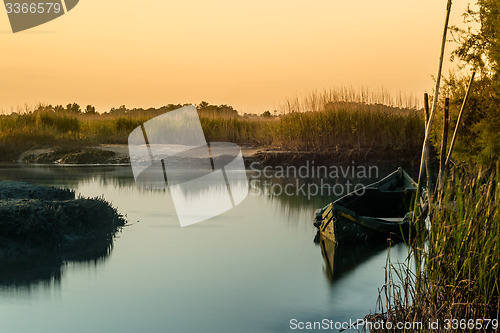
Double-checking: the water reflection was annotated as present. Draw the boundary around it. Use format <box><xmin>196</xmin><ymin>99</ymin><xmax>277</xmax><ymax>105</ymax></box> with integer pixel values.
<box><xmin>1</xmin><ymin>164</ymin><xmax>351</xmax><ymax>218</ymax></box>
<box><xmin>0</xmin><ymin>164</ymin><xmax>414</xmax><ymax>333</ymax></box>
<box><xmin>0</xmin><ymin>164</ymin><xmax>389</xmax><ymax>290</ymax></box>
<box><xmin>0</xmin><ymin>237</ymin><xmax>114</xmax><ymax>290</ymax></box>
<box><xmin>0</xmin><ymin>164</ymin><xmax>136</xmax><ymax>188</ymax></box>
<box><xmin>0</xmin><ymin>165</ymin><xmax>125</xmax><ymax>290</ymax></box>
<box><xmin>1</xmin><ymin>164</ymin><xmax>390</xmax><ymax>210</ymax></box>
<box><xmin>315</xmin><ymin>234</ymin><xmax>391</xmax><ymax>283</ymax></box>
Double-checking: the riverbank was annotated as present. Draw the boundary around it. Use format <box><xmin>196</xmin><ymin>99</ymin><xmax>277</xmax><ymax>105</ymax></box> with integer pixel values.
<box><xmin>18</xmin><ymin>145</ymin><xmax>131</xmax><ymax>165</ymax></box>
<box><xmin>0</xmin><ymin>181</ymin><xmax>126</xmax><ymax>259</ymax></box>
<box><xmin>0</xmin><ymin>101</ymin><xmax>426</xmax><ymax>168</ymax></box>
<box><xmin>12</xmin><ymin>144</ymin><xmax>423</xmax><ymax>172</ymax></box>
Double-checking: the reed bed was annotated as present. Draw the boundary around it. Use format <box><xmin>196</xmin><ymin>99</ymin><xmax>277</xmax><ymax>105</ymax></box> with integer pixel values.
<box><xmin>273</xmin><ymin>106</ymin><xmax>423</xmax><ymax>151</ymax></box>
<box><xmin>280</xmin><ymin>86</ymin><xmax>421</xmax><ymax>113</ymax></box>
<box><xmin>0</xmin><ymin>91</ymin><xmax>425</xmax><ymax>162</ymax></box>
<box><xmin>0</xmin><ymin>109</ymin><xmax>424</xmax><ymax>155</ymax></box>
<box><xmin>370</xmin><ymin>166</ymin><xmax>500</xmax><ymax>332</ymax></box>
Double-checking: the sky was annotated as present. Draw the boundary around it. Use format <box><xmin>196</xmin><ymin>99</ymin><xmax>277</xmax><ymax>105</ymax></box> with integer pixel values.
<box><xmin>0</xmin><ymin>0</ymin><xmax>472</xmax><ymax>114</ymax></box>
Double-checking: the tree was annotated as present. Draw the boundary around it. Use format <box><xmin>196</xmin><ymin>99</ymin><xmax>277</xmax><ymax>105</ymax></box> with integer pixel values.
<box><xmin>451</xmin><ymin>0</ymin><xmax>500</xmax><ymax>76</ymax></box>
<box><xmin>54</xmin><ymin>105</ymin><xmax>64</xmax><ymax>113</ymax></box>
<box><xmin>442</xmin><ymin>0</ymin><xmax>500</xmax><ymax>164</ymax></box>
<box><xmin>66</xmin><ymin>103</ymin><xmax>81</xmax><ymax>114</ymax></box>
<box><xmin>261</xmin><ymin>110</ymin><xmax>272</xmax><ymax>118</ymax></box>
<box><xmin>198</xmin><ymin>101</ymin><xmax>209</xmax><ymax>109</ymax></box>
<box><xmin>84</xmin><ymin>105</ymin><xmax>97</xmax><ymax>114</ymax></box>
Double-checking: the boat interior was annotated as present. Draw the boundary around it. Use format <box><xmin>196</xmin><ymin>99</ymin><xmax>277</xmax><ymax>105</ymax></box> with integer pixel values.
<box><xmin>340</xmin><ymin>188</ymin><xmax>416</xmax><ymax>218</ymax></box>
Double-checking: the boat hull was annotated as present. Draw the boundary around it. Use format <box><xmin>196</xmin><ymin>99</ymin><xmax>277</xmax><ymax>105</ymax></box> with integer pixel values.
<box><xmin>313</xmin><ymin>168</ymin><xmax>416</xmax><ymax>244</ymax></box>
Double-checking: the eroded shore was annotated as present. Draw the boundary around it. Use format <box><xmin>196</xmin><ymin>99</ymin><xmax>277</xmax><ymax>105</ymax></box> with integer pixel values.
<box><xmin>0</xmin><ymin>181</ymin><xmax>126</xmax><ymax>259</ymax></box>
<box><xmin>15</xmin><ymin>144</ymin><xmax>422</xmax><ymax>171</ymax></box>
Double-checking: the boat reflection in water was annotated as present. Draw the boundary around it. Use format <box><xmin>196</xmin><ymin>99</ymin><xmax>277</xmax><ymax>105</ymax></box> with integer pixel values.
<box><xmin>315</xmin><ymin>232</ymin><xmax>395</xmax><ymax>283</ymax></box>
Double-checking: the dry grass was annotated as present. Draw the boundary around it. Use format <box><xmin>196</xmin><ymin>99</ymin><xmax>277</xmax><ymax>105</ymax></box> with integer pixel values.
<box><xmin>0</xmin><ymin>91</ymin><xmax>425</xmax><ymax>161</ymax></box>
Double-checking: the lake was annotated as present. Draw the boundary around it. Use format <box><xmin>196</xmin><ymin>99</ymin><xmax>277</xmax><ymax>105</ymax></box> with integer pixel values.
<box><xmin>0</xmin><ymin>165</ymin><xmax>410</xmax><ymax>333</ymax></box>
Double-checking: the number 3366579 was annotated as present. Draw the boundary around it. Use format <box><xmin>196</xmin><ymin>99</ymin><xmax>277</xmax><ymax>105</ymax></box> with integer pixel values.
<box><xmin>5</xmin><ymin>2</ymin><xmax>62</xmax><ymax>14</ymax></box>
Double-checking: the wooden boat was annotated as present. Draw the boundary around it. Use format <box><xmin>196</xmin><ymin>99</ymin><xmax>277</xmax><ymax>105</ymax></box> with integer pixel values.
<box><xmin>313</xmin><ymin>168</ymin><xmax>417</xmax><ymax>244</ymax></box>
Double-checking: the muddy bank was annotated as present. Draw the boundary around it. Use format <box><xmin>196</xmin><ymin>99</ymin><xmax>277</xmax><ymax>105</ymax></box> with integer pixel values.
<box><xmin>20</xmin><ymin>146</ymin><xmax>130</xmax><ymax>165</ymax></box>
<box><xmin>0</xmin><ymin>181</ymin><xmax>126</xmax><ymax>259</ymax></box>
<box><xmin>245</xmin><ymin>147</ymin><xmax>423</xmax><ymax>171</ymax></box>
<box><xmin>17</xmin><ymin>144</ymin><xmax>421</xmax><ymax>169</ymax></box>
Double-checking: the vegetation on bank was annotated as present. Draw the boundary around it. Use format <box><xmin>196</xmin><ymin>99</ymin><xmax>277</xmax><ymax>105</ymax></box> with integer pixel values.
<box><xmin>372</xmin><ymin>1</ymin><xmax>500</xmax><ymax>329</ymax></box>
<box><xmin>374</xmin><ymin>167</ymin><xmax>500</xmax><ymax>330</ymax></box>
<box><xmin>425</xmin><ymin>168</ymin><xmax>499</xmax><ymax>319</ymax></box>
<box><xmin>0</xmin><ymin>181</ymin><xmax>126</xmax><ymax>255</ymax></box>
<box><xmin>0</xmin><ymin>92</ymin><xmax>426</xmax><ymax>163</ymax></box>
<box><xmin>431</xmin><ymin>0</ymin><xmax>500</xmax><ymax>166</ymax></box>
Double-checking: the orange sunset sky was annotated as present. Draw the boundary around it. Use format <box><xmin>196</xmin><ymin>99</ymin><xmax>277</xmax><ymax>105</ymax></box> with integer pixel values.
<box><xmin>0</xmin><ymin>0</ymin><xmax>472</xmax><ymax>114</ymax></box>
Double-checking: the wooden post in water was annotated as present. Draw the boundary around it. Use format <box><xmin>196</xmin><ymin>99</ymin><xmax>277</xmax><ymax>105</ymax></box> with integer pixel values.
<box><xmin>416</xmin><ymin>0</ymin><xmax>453</xmax><ymax>204</ymax></box>
<box><xmin>418</xmin><ymin>105</ymin><xmax>433</xmax><ymax>201</ymax></box>
<box><xmin>439</xmin><ymin>98</ymin><xmax>450</xmax><ymax>177</ymax></box>
<box><xmin>423</xmin><ymin>94</ymin><xmax>433</xmax><ymax>204</ymax></box>
<box><xmin>444</xmin><ymin>72</ymin><xmax>475</xmax><ymax>170</ymax></box>
<box><xmin>424</xmin><ymin>93</ymin><xmax>430</xmax><ymax>125</ymax></box>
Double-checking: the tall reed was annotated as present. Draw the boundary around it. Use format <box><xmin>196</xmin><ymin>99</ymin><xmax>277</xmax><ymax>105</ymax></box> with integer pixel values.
<box><xmin>0</xmin><ymin>94</ymin><xmax>425</xmax><ymax>161</ymax></box>
<box><xmin>280</xmin><ymin>86</ymin><xmax>421</xmax><ymax>114</ymax></box>
<box><xmin>371</xmin><ymin>166</ymin><xmax>500</xmax><ymax>331</ymax></box>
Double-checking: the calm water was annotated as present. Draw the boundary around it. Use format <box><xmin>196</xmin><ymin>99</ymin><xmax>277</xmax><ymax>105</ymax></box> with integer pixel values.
<box><xmin>0</xmin><ymin>165</ymin><xmax>409</xmax><ymax>333</ymax></box>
